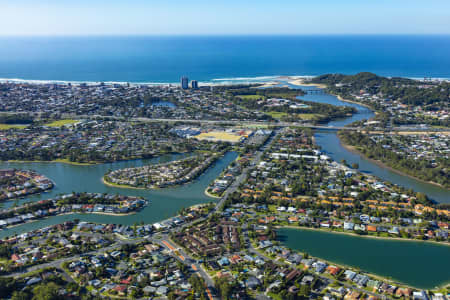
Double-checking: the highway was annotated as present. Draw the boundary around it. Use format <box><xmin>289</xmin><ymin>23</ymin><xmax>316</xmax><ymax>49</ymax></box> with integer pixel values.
<box><xmin>213</xmin><ymin>128</ymin><xmax>283</xmax><ymax>213</ymax></box>
<box><xmin>71</xmin><ymin>114</ymin><xmax>449</xmax><ymax>132</ymax></box>
<box><xmin>64</xmin><ymin>113</ymin><xmax>361</xmax><ymax>130</ymax></box>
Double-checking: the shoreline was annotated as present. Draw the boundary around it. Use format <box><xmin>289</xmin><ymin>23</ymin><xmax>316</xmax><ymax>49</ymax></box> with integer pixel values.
<box><xmin>277</xmin><ymin>226</ymin><xmax>450</xmax><ymax>290</ymax></box>
<box><xmin>287</xmin><ymin>79</ymin><xmax>327</xmax><ymax>89</ymax></box>
<box><xmin>254</xmin><ymin>81</ymin><xmax>280</xmax><ymax>88</ymax></box>
<box><xmin>0</xmin><ymin>210</ymin><xmax>141</xmax><ymax>232</ymax></box>
<box><xmin>338</xmin><ymin>138</ymin><xmax>448</xmax><ymax>190</ymax></box>
<box><xmin>204</xmin><ymin>189</ymin><xmax>221</xmax><ymax>199</ymax></box>
<box><xmin>1</xmin><ymin>74</ymin><xmax>449</xmax><ymax>87</ymax></box>
<box><xmin>5</xmin><ymin>159</ymin><xmax>96</xmax><ymax>166</ymax></box>
<box><xmin>56</xmin><ymin>211</ymin><xmax>140</xmax><ymax>217</ymax></box>
<box><xmin>336</xmin><ymin>94</ymin><xmax>376</xmax><ymax>112</ymax></box>
<box><xmin>2</xmin><ymin>153</ymin><xmax>187</xmax><ymax>167</ymax></box>
<box><xmin>0</xmin><ymin>188</ymin><xmax>53</xmax><ymax>203</ymax></box>
<box><xmin>101</xmin><ymin>177</ymin><xmax>147</xmax><ymax>190</ymax></box>
<box><xmin>277</xmin><ymin>225</ymin><xmax>450</xmax><ymax>247</ymax></box>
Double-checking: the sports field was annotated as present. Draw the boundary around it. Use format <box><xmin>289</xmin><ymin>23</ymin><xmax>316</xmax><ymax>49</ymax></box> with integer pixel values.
<box><xmin>44</xmin><ymin>119</ymin><xmax>80</xmax><ymax>127</ymax></box>
<box><xmin>195</xmin><ymin>131</ymin><xmax>243</xmax><ymax>143</ymax></box>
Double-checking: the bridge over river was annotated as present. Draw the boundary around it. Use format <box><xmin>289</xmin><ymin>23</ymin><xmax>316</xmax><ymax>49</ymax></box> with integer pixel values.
<box><xmin>69</xmin><ymin>114</ymin><xmax>449</xmax><ymax>133</ymax></box>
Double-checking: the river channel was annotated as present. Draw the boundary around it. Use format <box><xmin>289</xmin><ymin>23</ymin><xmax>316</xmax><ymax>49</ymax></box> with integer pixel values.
<box><xmin>296</xmin><ymin>84</ymin><xmax>450</xmax><ymax>203</ymax></box>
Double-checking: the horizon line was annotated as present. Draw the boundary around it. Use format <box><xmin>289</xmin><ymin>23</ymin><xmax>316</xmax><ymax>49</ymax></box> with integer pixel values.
<box><xmin>1</xmin><ymin>33</ymin><xmax>450</xmax><ymax>38</ymax></box>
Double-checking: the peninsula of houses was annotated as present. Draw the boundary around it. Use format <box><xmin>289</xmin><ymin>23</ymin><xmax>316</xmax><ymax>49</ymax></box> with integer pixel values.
<box><xmin>103</xmin><ymin>153</ymin><xmax>220</xmax><ymax>189</ymax></box>
<box><xmin>0</xmin><ymin>169</ymin><xmax>53</xmax><ymax>201</ymax></box>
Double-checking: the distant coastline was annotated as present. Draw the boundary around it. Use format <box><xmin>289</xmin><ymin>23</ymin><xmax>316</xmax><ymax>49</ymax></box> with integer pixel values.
<box><xmin>1</xmin><ymin>74</ymin><xmax>448</xmax><ymax>87</ymax></box>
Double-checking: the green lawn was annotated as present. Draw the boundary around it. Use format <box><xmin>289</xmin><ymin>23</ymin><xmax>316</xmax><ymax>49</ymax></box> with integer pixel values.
<box><xmin>265</xmin><ymin>112</ymin><xmax>323</xmax><ymax>120</ymax></box>
<box><xmin>44</xmin><ymin>119</ymin><xmax>80</xmax><ymax>127</ymax></box>
<box><xmin>268</xmin><ymin>204</ymin><xmax>277</xmax><ymax>212</ymax></box>
<box><xmin>0</xmin><ymin>124</ymin><xmax>28</xmax><ymax>130</ymax></box>
<box><xmin>297</xmin><ymin>113</ymin><xmax>323</xmax><ymax>120</ymax></box>
<box><xmin>265</xmin><ymin>111</ymin><xmax>289</xmax><ymax>119</ymax></box>
<box><xmin>53</xmin><ymin>158</ymin><xmax>95</xmax><ymax>165</ymax></box>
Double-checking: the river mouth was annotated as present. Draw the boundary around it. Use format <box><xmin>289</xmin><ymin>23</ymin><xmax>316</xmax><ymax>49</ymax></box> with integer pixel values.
<box><xmin>277</xmin><ymin>227</ymin><xmax>450</xmax><ymax>290</ymax></box>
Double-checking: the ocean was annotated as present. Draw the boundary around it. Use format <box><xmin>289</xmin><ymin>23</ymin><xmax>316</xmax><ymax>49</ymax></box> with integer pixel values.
<box><xmin>0</xmin><ymin>35</ymin><xmax>449</xmax><ymax>83</ymax></box>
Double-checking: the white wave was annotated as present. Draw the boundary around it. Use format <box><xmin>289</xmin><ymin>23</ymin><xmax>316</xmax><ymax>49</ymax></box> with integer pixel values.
<box><xmin>0</xmin><ymin>77</ymin><xmax>177</xmax><ymax>86</ymax></box>
<box><xmin>211</xmin><ymin>75</ymin><xmax>282</xmax><ymax>81</ymax></box>
<box><xmin>0</xmin><ymin>75</ymin><xmax>447</xmax><ymax>86</ymax></box>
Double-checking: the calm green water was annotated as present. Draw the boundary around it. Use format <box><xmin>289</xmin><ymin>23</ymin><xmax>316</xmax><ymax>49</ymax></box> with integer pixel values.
<box><xmin>0</xmin><ymin>152</ymin><xmax>237</xmax><ymax>239</ymax></box>
<box><xmin>277</xmin><ymin>228</ymin><xmax>450</xmax><ymax>289</ymax></box>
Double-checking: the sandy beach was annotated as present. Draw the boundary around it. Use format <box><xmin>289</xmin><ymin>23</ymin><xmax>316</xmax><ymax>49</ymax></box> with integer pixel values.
<box><xmin>254</xmin><ymin>81</ymin><xmax>281</xmax><ymax>88</ymax></box>
<box><xmin>287</xmin><ymin>78</ymin><xmax>327</xmax><ymax>88</ymax></box>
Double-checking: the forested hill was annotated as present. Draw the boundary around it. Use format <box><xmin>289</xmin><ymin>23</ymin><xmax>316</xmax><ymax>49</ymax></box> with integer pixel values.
<box><xmin>311</xmin><ymin>72</ymin><xmax>450</xmax><ymax>107</ymax></box>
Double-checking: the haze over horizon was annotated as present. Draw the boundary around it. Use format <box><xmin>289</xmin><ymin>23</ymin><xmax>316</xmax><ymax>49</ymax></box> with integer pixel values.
<box><xmin>1</xmin><ymin>0</ymin><xmax>450</xmax><ymax>36</ymax></box>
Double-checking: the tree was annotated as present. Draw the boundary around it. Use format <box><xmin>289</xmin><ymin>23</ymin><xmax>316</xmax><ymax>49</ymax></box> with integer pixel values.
<box><xmin>416</xmin><ymin>192</ymin><xmax>428</xmax><ymax>204</ymax></box>
<box><xmin>32</xmin><ymin>282</ymin><xmax>61</xmax><ymax>300</ymax></box>
<box><xmin>351</xmin><ymin>162</ymin><xmax>359</xmax><ymax>169</ymax></box>
<box><xmin>214</xmin><ymin>277</ymin><xmax>233</xmax><ymax>299</ymax></box>
<box><xmin>299</xmin><ymin>284</ymin><xmax>311</xmax><ymax>298</ymax></box>
<box><xmin>11</xmin><ymin>291</ymin><xmax>30</xmax><ymax>300</ymax></box>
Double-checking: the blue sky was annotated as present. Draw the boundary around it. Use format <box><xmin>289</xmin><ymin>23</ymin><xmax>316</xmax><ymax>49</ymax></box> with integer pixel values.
<box><xmin>1</xmin><ymin>0</ymin><xmax>449</xmax><ymax>35</ymax></box>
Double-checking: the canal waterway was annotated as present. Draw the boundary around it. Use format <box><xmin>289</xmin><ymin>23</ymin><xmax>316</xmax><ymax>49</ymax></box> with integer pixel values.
<box><xmin>0</xmin><ymin>151</ymin><xmax>237</xmax><ymax>239</ymax></box>
<box><xmin>277</xmin><ymin>227</ymin><xmax>450</xmax><ymax>289</ymax></box>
